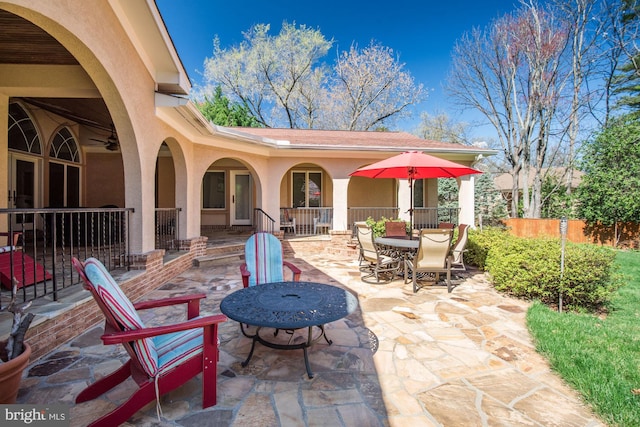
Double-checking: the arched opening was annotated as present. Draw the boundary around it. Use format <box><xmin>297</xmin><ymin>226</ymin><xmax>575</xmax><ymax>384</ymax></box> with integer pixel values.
<box><xmin>155</xmin><ymin>142</ymin><xmax>178</xmax><ymax>251</ymax></box>
<box><xmin>202</xmin><ymin>158</ymin><xmax>256</xmax><ymax>235</ymax></box>
<box><xmin>279</xmin><ymin>163</ymin><xmax>333</xmax><ymax>235</ymax></box>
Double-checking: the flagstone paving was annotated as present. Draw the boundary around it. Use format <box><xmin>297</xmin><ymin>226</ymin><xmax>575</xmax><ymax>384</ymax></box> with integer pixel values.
<box><xmin>16</xmin><ymin>246</ymin><xmax>605</xmax><ymax>426</ymax></box>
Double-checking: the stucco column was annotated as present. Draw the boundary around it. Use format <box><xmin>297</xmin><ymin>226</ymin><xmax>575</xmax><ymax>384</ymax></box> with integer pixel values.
<box><xmin>173</xmin><ymin>154</ymin><xmax>195</xmax><ymax>241</ymax></box>
<box><xmin>458</xmin><ymin>174</ymin><xmax>475</xmax><ymax>227</ymax></box>
<box><xmin>121</xmin><ymin>134</ymin><xmax>152</xmax><ymax>254</ymax></box>
<box><xmin>332</xmin><ymin>178</ymin><xmax>349</xmax><ymax>232</ymax></box>
<box><xmin>259</xmin><ymin>173</ymin><xmax>280</xmax><ymax>230</ymax></box>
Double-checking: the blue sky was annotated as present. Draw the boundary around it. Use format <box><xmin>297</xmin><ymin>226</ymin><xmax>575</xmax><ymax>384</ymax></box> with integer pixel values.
<box><xmin>156</xmin><ymin>1</ymin><xmax>520</xmax><ymax>135</ymax></box>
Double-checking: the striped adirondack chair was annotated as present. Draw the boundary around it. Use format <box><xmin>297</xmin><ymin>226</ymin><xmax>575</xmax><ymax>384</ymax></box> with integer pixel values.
<box><xmin>71</xmin><ymin>257</ymin><xmax>226</xmax><ymax>427</ymax></box>
<box><xmin>240</xmin><ymin>232</ymin><xmax>301</xmax><ymax>288</ymax></box>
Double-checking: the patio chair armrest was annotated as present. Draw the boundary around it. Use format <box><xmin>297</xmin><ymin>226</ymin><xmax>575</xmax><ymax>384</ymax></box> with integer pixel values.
<box><xmin>283</xmin><ymin>261</ymin><xmax>302</xmax><ymax>281</ymax></box>
<box><xmin>240</xmin><ymin>263</ymin><xmax>250</xmax><ymax>288</ymax></box>
<box><xmin>101</xmin><ymin>314</ymin><xmax>228</xmax><ymax>345</ymax></box>
<box><xmin>133</xmin><ymin>293</ymin><xmax>207</xmax><ymax>319</ymax></box>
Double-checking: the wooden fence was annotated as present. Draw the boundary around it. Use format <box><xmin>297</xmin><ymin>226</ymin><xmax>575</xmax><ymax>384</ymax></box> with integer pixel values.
<box><xmin>503</xmin><ymin>218</ymin><xmax>640</xmax><ymax>248</ymax></box>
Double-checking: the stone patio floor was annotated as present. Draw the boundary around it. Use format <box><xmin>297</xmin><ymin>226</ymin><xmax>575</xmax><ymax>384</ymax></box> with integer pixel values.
<box><xmin>16</xmin><ymin>245</ymin><xmax>606</xmax><ymax>426</ymax></box>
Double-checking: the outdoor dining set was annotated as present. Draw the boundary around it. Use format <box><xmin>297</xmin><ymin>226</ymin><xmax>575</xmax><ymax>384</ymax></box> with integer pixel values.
<box><xmin>354</xmin><ymin>220</ymin><xmax>469</xmax><ymax>293</ymax></box>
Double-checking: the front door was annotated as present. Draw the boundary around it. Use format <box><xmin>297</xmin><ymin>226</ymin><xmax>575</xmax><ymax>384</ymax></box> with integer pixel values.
<box><xmin>8</xmin><ymin>153</ymin><xmax>39</xmax><ymax>230</ymax></box>
<box><xmin>230</xmin><ymin>171</ymin><xmax>251</xmax><ymax>225</ymax></box>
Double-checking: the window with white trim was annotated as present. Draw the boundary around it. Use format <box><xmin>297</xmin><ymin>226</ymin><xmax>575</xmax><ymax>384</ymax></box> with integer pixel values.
<box><xmin>292</xmin><ymin>171</ymin><xmax>322</xmax><ymax>207</ymax></box>
<box><xmin>49</xmin><ymin>127</ymin><xmax>81</xmax><ymax>207</ymax></box>
<box><xmin>8</xmin><ymin>102</ymin><xmax>41</xmax><ymax>154</ymax></box>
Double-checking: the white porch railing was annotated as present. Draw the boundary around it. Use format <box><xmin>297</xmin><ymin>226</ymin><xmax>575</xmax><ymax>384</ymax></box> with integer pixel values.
<box><xmin>279</xmin><ymin>208</ymin><xmax>333</xmax><ymax>236</ymax></box>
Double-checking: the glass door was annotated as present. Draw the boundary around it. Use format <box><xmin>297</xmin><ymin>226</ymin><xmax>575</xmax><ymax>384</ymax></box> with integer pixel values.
<box><xmin>230</xmin><ymin>171</ymin><xmax>251</xmax><ymax>225</ymax></box>
<box><xmin>49</xmin><ymin>162</ymin><xmax>80</xmax><ymax>207</ymax></box>
<box><xmin>8</xmin><ymin>154</ymin><xmax>39</xmax><ymax>230</ymax></box>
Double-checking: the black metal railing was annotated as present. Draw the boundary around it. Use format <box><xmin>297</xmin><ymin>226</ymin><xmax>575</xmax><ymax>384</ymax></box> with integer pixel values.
<box><xmin>413</xmin><ymin>207</ymin><xmax>460</xmax><ymax>228</ymax></box>
<box><xmin>155</xmin><ymin>208</ymin><xmax>181</xmax><ymax>250</ymax></box>
<box><xmin>253</xmin><ymin>208</ymin><xmax>275</xmax><ymax>233</ymax></box>
<box><xmin>0</xmin><ymin>207</ymin><xmax>132</xmax><ymax>305</ymax></box>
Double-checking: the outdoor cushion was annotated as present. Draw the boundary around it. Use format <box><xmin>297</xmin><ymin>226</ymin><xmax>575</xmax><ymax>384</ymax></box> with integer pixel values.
<box><xmin>83</xmin><ymin>258</ymin><xmax>159</xmax><ymax>376</ymax></box>
<box><xmin>154</xmin><ymin>327</ymin><xmax>203</xmax><ymax>374</ymax></box>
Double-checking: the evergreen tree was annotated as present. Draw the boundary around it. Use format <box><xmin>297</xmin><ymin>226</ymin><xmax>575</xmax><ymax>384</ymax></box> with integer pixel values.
<box><xmin>197</xmin><ymin>86</ymin><xmax>261</xmax><ymax>127</ymax></box>
<box><xmin>576</xmin><ymin>114</ymin><xmax>640</xmax><ymax>242</ymax></box>
<box><xmin>612</xmin><ymin>0</ymin><xmax>640</xmax><ymax>114</ymax></box>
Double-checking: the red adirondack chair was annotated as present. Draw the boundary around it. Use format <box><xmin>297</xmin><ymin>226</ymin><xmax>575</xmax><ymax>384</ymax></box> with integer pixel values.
<box><xmin>72</xmin><ymin>257</ymin><xmax>226</xmax><ymax>427</ymax></box>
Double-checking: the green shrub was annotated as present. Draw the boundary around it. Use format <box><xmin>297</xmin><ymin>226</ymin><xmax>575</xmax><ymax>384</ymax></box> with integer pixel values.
<box><xmin>485</xmin><ymin>235</ymin><xmax>622</xmax><ymax>310</ymax></box>
<box><xmin>466</xmin><ymin>226</ymin><xmax>511</xmax><ymax>270</ymax></box>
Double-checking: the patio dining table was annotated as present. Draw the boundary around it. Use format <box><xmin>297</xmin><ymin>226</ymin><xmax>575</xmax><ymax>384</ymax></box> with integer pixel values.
<box><xmin>375</xmin><ymin>237</ymin><xmax>419</xmax><ymax>282</ymax></box>
<box><xmin>220</xmin><ymin>281</ymin><xmax>358</xmax><ymax>378</ymax></box>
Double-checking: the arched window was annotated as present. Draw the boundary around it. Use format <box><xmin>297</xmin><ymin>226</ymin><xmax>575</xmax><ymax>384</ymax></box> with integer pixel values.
<box><xmin>49</xmin><ymin>127</ymin><xmax>80</xmax><ymax>163</ymax></box>
<box><xmin>48</xmin><ymin>127</ymin><xmax>81</xmax><ymax>208</ymax></box>
<box><xmin>8</xmin><ymin>102</ymin><xmax>42</xmax><ymax>154</ymax></box>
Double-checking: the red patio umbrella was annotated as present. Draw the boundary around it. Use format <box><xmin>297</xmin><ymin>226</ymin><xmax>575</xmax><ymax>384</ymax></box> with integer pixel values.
<box><xmin>349</xmin><ymin>151</ymin><xmax>482</xmax><ymax>233</ymax></box>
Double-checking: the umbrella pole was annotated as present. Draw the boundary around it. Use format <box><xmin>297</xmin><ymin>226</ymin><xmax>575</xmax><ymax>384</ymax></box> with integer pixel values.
<box><xmin>409</xmin><ymin>176</ymin><xmax>414</xmax><ymax>239</ymax></box>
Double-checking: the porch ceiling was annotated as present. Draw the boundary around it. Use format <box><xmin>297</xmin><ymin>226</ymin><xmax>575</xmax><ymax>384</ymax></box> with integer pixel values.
<box><xmin>0</xmin><ymin>9</ymin><xmax>78</xmax><ymax>66</ymax></box>
<box><xmin>0</xmin><ymin>9</ymin><xmax>112</xmax><ymax>132</ymax></box>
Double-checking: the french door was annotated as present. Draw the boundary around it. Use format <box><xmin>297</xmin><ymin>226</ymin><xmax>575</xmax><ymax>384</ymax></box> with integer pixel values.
<box><xmin>8</xmin><ymin>153</ymin><xmax>40</xmax><ymax>230</ymax></box>
<box><xmin>230</xmin><ymin>171</ymin><xmax>252</xmax><ymax>225</ymax></box>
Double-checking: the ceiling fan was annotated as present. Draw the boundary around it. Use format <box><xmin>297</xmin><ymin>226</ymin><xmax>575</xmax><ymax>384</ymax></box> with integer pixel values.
<box><xmin>89</xmin><ymin>124</ymin><xmax>119</xmax><ymax>151</ymax></box>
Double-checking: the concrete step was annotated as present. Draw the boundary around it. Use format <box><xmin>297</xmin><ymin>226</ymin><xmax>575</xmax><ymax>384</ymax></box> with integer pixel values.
<box><xmin>205</xmin><ymin>243</ymin><xmax>245</xmax><ymax>255</ymax></box>
<box><xmin>193</xmin><ymin>251</ymin><xmax>244</xmax><ymax>267</ymax></box>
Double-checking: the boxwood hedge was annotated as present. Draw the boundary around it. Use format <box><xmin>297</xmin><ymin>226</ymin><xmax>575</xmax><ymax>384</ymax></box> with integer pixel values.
<box><xmin>468</xmin><ymin>227</ymin><xmax>622</xmax><ymax>311</ymax></box>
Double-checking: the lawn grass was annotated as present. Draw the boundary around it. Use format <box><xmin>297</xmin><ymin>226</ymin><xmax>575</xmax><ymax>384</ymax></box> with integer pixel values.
<box><xmin>527</xmin><ymin>250</ymin><xmax>640</xmax><ymax>426</ymax></box>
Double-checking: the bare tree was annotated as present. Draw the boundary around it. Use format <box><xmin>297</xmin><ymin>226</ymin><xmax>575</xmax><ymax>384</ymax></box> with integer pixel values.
<box><xmin>447</xmin><ymin>2</ymin><xmax>570</xmax><ymax>218</ymax></box>
<box><xmin>447</xmin><ymin>22</ymin><xmax>527</xmax><ymax>217</ymax></box>
<box><xmin>551</xmin><ymin>0</ymin><xmax>608</xmax><ymax>196</ymax></box>
<box><xmin>321</xmin><ymin>42</ymin><xmax>425</xmax><ymax>130</ymax></box>
<box><xmin>520</xmin><ymin>4</ymin><xmax>570</xmax><ymax>218</ymax></box>
<box><xmin>413</xmin><ymin>112</ymin><xmax>471</xmax><ymax>144</ymax></box>
<box><xmin>203</xmin><ymin>26</ymin><xmax>424</xmax><ymax>130</ymax></box>
<box><xmin>203</xmin><ymin>22</ymin><xmax>332</xmax><ymax>128</ymax></box>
